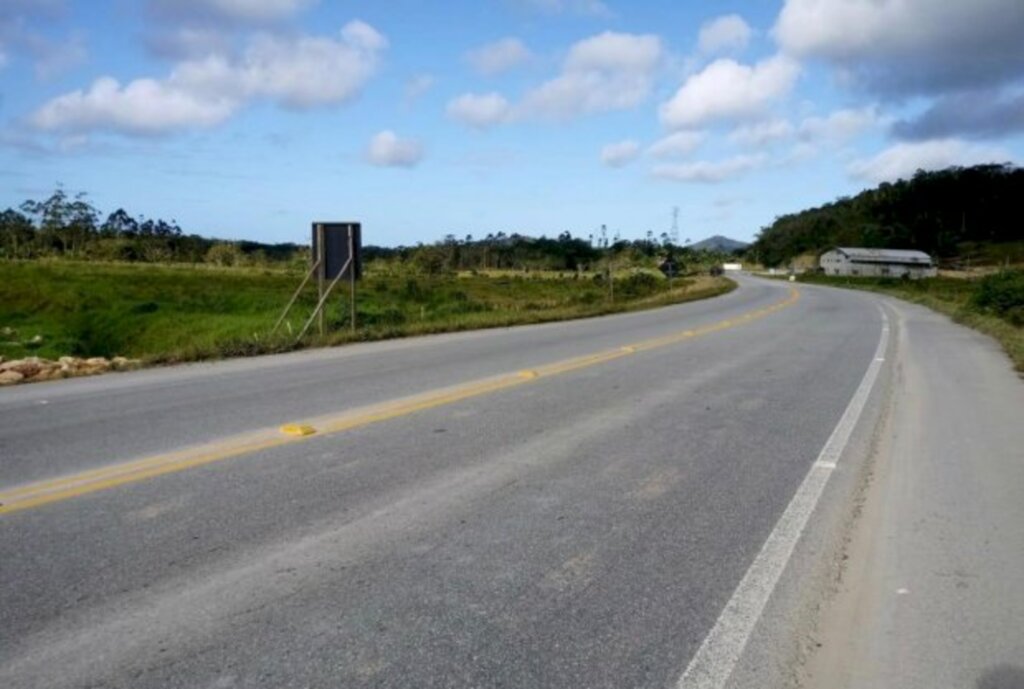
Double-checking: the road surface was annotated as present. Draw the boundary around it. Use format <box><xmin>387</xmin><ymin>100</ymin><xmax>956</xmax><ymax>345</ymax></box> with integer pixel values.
<box><xmin>0</xmin><ymin>276</ymin><xmax>1019</xmax><ymax>688</ymax></box>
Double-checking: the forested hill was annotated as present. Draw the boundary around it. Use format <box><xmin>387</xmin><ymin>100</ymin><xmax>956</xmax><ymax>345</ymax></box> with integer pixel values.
<box><xmin>750</xmin><ymin>164</ymin><xmax>1023</xmax><ymax>267</ymax></box>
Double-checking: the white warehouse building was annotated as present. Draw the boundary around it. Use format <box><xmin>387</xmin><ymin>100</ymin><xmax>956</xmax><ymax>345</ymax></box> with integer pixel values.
<box><xmin>819</xmin><ymin>248</ymin><xmax>937</xmax><ymax>279</ymax></box>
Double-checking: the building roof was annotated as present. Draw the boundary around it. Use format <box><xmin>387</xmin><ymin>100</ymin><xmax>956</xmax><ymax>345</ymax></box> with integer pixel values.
<box><xmin>834</xmin><ymin>247</ymin><xmax>933</xmax><ymax>265</ymax></box>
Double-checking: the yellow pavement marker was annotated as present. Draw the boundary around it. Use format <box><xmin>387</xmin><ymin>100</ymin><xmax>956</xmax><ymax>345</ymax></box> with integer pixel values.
<box><xmin>280</xmin><ymin>424</ymin><xmax>317</xmax><ymax>437</ymax></box>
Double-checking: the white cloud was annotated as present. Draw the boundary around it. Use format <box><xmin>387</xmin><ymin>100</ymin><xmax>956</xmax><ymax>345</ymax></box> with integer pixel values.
<box><xmin>698</xmin><ymin>14</ymin><xmax>753</xmax><ymax>56</ymax></box>
<box><xmin>31</xmin><ymin>76</ymin><xmax>237</xmax><ymax>135</ymax></box>
<box><xmin>729</xmin><ymin>118</ymin><xmax>794</xmax><ymax>147</ymax></box>
<box><xmin>446</xmin><ymin>92</ymin><xmax>511</xmax><ymax>129</ymax></box>
<box><xmin>653</xmin><ymin>154</ymin><xmax>764</xmax><ymax>183</ymax></box>
<box><xmin>600</xmin><ymin>139</ymin><xmax>640</xmax><ymax>167</ymax></box>
<box><xmin>659</xmin><ymin>54</ymin><xmax>799</xmax><ymax>129</ymax></box>
<box><xmin>564</xmin><ymin>31</ymin><xmax>662</xmax><ymax>73</ymax></box>
<box><xmin>467</xmin><ymin>38</ymin><xmax>531</xmax><ymax>76</ymax></box>
<box><xmin>31</xmin><ymin>20</ymin><xmax>386</xmax><ymax>135</ymax></box>
<box><xmin>447</xmin><ymin>31</ymin><xmax>662</xmax><ymax>127</ymax></box>
<box><xmin>518</xmin><ymin>31</ymin><xmax>663</xmax><ymax>120</ymax></box>
<box><xmin>204</xmin><ymin>22</ymin><xmax>385</xmax><ymax>108</ymax></box>
<box><xmin>646</xmin><ymin>131</ymin><xmax>706</xmax><ymax>159</ymax></box>
<box><xmin>338</xmin><ymin>20</ymin><xmax>387</xmax><ymax>53</ymax></box>
<box><xmin>149</xmin><ymin>0</ymin><xmax>315</xmax><ymax>24</ymax></box>
<box><xmin>798</xmin><ymin>107</ymin><xmax>879</xmax><ymax>144</ymax></box>
<box><xmin>773</xmin><ymin>0</ymin><xmax>1024</xmax><ymax>95</ymax></box>
<box><xmin>847</xmin><ymin>139</ymin><xmax>1011</xmax><ymax>183</ymax></box>
<box><xmin>366</xmin><ymin>130</ymin><xmax>424</xmax><ymax>168</ymax></box>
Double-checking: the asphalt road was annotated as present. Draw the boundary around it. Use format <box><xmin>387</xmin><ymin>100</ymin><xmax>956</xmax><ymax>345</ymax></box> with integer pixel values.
<box><xmin>0</xmin><ymin>276</ymin><xmax>911</xmax><ymax>688</ymax></box>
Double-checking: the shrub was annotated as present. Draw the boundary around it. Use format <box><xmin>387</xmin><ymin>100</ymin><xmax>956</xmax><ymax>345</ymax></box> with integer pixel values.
<box><xmin>618</xmin><ymin>272</ymin><xmax>659</xmax><ymax>298</ymax></box>
<box><xmin>205</xmin><ymin>243</ymin><xmax>243</xmax><ymax>267</ymax></box>
<box><xmin>972</xmin><ymin>270</ymin><xmax>1024</xmax><ymax>324</ymax></box>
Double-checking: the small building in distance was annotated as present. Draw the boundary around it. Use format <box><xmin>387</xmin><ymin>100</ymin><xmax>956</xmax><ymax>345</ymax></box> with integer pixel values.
<box><xmin>819</xmin><ymin>247</ymin><xmax>937</xmax><ymax>279</ymax></box>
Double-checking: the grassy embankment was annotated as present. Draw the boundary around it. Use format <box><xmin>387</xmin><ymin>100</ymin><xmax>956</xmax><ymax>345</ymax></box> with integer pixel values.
<box><xmin>0</xmin><ymin>261</ymin><xmax>735</xmax><ymax>364</ymax></box>
<box><xmin>798</xmin><ymin>271</ymin><xmax>1024</xmax><ymax>372</ymax></box>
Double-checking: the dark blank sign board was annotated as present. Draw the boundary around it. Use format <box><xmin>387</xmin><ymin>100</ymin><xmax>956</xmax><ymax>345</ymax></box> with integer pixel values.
<box><xmin>312</xmin><ymin>222</ymin><xmax>362</xmax><ymax>280</ymax></box>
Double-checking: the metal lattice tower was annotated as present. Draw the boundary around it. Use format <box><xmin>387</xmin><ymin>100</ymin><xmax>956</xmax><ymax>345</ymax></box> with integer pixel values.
<box><xmin>670</xmin><ymin>206</ymin><xmax>680</xmax><ymax>246</ymax></box>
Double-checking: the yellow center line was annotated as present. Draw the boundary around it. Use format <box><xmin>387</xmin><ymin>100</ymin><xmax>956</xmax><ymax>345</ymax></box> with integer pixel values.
<box><xmin>0</xmin><ymin>287</ymin><xmax>799</xmax><ymax>515</ymax></box>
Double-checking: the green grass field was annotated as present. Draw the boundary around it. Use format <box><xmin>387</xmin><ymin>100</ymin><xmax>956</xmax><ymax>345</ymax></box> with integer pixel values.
<box><xmin>798</xmin><ymin>272</ymin><xmax>1024</xmax><ymax>372</ymax></box>
<box><xmin>0</xmin><ymin>261</ymin><xmax>734</xmax><ymax>364</ymax></box>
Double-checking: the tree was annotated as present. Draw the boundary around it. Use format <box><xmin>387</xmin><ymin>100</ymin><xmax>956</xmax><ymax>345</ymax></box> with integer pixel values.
<box><xmin>66</xmin><ymin>192</ymin><xmax>99</xmax><ymax>256</ymax></box>
<box><xmin>18</xmin><ymin>186</ymin><xmax>98</xmax><ymax>256</ymax></box>
<box><xmin>21</xmin><ymin>187</ymin><xmax>69</xmax><ymax>255</ymax></box>
<box><xmin>101</xmin><ymin>209</ymin><xmax>139</xmax><ymax>238</ymax></box>
<box><xmin>0</xmin><ymin>208</ymin><xmax>35</xmax><ymax>258</ymax></box>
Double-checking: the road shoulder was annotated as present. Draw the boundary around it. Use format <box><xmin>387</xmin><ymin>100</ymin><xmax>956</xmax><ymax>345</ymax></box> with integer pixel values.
<box><xmin>801</xmin><ymin>297</ymin><xmax>1024</xmax><ymax>688</ymax></box>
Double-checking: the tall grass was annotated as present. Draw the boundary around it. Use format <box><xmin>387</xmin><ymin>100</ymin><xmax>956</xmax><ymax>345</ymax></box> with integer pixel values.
<box><xmin>0</xmin><ymin>261</ymin><xmax>734</xmax><ymax>364</ymax></box>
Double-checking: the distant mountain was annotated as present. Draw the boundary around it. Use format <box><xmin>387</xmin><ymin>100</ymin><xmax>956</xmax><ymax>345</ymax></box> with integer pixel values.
<box><xmin>689</xmin><ymin>235</ymin><xmax>749</xmax><ymax>252</ymax></box>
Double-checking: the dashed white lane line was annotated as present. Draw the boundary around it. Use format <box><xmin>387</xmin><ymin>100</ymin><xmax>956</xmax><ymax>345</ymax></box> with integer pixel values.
<box><xmin>675</xmin><ymin>305</ymin><xmax>890</xmax><ymax>689</ymax></box>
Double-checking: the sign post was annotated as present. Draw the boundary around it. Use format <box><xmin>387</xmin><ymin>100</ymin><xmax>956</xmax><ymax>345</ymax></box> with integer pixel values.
<box><xmin>348</xmin><ymin>227</ymin><xmax>356</xmax><ymax>333</ymax></box>
<box><xmin>273</xmin><ymin>222</ymin><xmax>361</xmax><ymax>342</ymax></box>
<box><xmin>310</xmin><ymin>222</ymin><xmax>361</xmax><ymax>338</ymax></box>
<box><xmin>316</xmin><ymin>223</ymin><xmax>326</xmax><ymax>336</ymax></box>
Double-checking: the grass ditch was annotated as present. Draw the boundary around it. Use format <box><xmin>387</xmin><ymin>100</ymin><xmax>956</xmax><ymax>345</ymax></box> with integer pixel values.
<box><xmin>0</xmin><ymin>260</ymin><xmax>735</xmax><ymax>366</ymax></box>
<box><xmin>797</xmin><ymin>271</ymin><xmax>1024</xmax><ymax>373</ymax></box>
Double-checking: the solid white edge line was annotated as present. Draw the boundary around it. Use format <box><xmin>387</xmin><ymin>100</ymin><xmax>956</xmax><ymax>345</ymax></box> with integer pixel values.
<box><xmin>675</xmin><ymin>305</ymin><xmax>890</xmax><ymax>689</ymax></box>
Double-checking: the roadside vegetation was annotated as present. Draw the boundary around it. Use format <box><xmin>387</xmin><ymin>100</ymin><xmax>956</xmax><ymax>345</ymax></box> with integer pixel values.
<box><xmin>798</xmin><ymin>271</ymin><xmax>1024</xmax><ymax>372</ymax></box>
<box><xmin>0</xmin><ymin>260</ymin><xmax>734</xmax><ymax>365</ymax></box>
<box><xmin>749</xmin><ymin>164</ymin><xmax>1023</xmax><ymax>268</ymax></box>
<box><xmin>0</xmin><ymin>184</ymin><xmax>744</xmax><ymax>372</ymax></box>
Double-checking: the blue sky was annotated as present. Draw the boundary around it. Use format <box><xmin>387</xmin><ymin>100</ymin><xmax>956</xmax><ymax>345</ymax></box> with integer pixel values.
<box><xmin>1</xmin><ymin>0</ymin><xmax>1022</xmax><ymax>246</ymax></box>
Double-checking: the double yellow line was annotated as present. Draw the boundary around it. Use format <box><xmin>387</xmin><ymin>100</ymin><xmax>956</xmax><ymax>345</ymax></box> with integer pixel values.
<box><xmin>0</xmin><ymin>287</ymin><xmax>799</xmax><ymax>516</ymax></box>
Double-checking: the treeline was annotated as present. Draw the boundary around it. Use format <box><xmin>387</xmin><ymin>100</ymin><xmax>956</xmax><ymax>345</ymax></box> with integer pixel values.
<box><xmin>0</xmin><ymin>187</ymin><xmax>302</xmax><ymax>266</ymax></box>
<box><xmin>365</xmin><ymin>230</ymin><xmax>739</xmax><ymax>275</ymax></box>
<box><xmin>750</xmin><ymin>164</ymin><xmax>1024</xmax><ymax>267</ymax></box>
<box><xmin>363</xmin><ymin>232</ymin><xmax>599</xmax><ymax>272</ymax></box>
<box><xmin>2</xmin><ymin>186</ymin><xmax>740</xmax><ymax>274</ymax></box>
